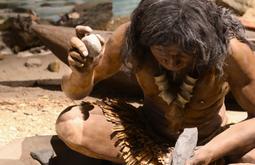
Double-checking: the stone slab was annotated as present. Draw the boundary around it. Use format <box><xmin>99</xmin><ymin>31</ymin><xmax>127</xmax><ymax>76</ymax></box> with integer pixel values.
<box><xmin>0</xmin><ymin>53</ymin><xmax>142</xmax><ymax>97</ymax></box>
<box><xmin>0</xmin><ymin>53</ymin><xmax>69</xmax><ymax>87</ymax></box>
<box><xmin>0</xmin><ymin>135</ymin><xmax>117</xmax><ymax>165</ymax></box>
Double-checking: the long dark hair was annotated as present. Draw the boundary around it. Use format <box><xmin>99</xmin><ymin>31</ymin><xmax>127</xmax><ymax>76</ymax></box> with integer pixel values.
<box><xmin>123</xmin><ymin>0</ymin><xmax>247</xmax><ymax>74</ymax></box>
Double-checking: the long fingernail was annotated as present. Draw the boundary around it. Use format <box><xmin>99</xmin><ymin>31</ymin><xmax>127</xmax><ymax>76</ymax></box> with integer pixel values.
<box><xmin>83</xmin><ymin>51</ymin><xmax>88</xmax><ymax>57</ymax></box>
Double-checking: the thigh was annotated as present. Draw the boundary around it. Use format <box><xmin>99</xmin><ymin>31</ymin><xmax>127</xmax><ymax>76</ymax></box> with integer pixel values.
<box><xmin>56</xmin><ymin>103</ymin><xmax>121</xmax><ymax>162</ymax></box>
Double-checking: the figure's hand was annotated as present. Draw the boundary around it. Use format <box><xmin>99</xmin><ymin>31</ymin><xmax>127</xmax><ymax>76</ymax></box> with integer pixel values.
<box><xmin>68</xmin><ymin>25</ymin><xmax>105</xmax><ymax>73</ymax></box>
<box><xmin>185</xmin><ymin>147</ymin><xmax>213</xmax><ymax>165</ymax></box>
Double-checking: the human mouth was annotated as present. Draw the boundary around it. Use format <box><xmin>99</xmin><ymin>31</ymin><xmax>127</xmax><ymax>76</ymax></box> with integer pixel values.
<box><xmin>165</xmin><ymin>64</ymin><xmax>185</xmax><ymax>72</ymax></box>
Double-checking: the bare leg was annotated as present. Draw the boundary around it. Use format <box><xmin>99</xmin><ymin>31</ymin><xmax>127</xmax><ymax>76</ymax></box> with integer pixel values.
<box><xmin>55</xmin><ymin>103</ymin><xmax>124</xmax><ymax>163</ymax></box>
<box><xmin>229</xmin><ymin>148</ymin><xmax>255</xmax><ymax>164</ymax></box>
<box><xmin>187</xmin><ymin>119</ymin><xmax>255</xmax><ymax>165</ymax></box>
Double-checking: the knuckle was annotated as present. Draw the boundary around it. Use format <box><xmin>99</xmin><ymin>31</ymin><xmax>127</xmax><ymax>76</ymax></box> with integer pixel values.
<box><xmin>68</xmin><ymin>59</ymin><xmax>75</xmax><ymax>66</ymax></box>
<box><xmin>68</xmin><ymin>55</ymin><xmax>73</xmax><ymax>61</ymax></box>
<box><xmin>70</xmin><ymin>51</ymin><xmax>79</xmax><ymax>57</ymax></box>
<box><xmin>71</xmin><ymin>37</ymin><xmax>84</xmax><ymax>48</ymax></box>
<box><xmin>68</xmin><ymin>50</ymin><xmax>75</xmax><ymax>56</ymax></box>
<box><xmin>75</xmin><ymin>25</ymin><xmax>93</xmax><ymax>39</ymax></box>
<box><xmin>70</xmin><ymin>37</ymin><xmax>78</xmax><ymax>44</ymax></box>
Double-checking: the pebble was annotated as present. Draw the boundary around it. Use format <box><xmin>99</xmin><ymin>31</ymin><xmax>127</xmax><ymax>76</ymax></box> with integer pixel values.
<box><xmin>24</xmin><ymin>58</ymin><xmax>42</xmax><ymax>68</ymax></box>
<box><xmin>47</xmin><ymin>61</ymin><xmax>60</xmax><ymax>72</ymax></box>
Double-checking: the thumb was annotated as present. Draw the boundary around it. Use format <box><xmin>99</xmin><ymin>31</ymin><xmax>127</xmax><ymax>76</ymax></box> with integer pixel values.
<box><xmin>75</xmin><ymin>25</ymin><xmax>93</xmax><ymax>39</ymax></box>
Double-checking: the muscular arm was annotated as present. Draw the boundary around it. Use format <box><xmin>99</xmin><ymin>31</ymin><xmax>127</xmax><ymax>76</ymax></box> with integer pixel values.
<box><xmin>187</xmin><ymin>39</ymin><xmax>255</xmax><ymax>164</ymax></box>
<box><xmin>225</xmin><ymin>38</ymin><xmax>255</xmax><ymax>117</ymax></box>
<box><xmin>62</xmin><ymin>23</ymin><xmax>129</xmax><ymax>99</ymax></box>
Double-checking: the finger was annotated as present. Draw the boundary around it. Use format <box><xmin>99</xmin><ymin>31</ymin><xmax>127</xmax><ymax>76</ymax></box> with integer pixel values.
<box><xmin>185</xmin><ymin>161</ymin><xmax>191</xmax><ymax>165</ymax></box>
<box><xmin>69</xmin><ymin>50</ymin><xmax>86</xmax><ymax>63</ymax></box>
<box><xmin>185</xmin><ymin>159</ymin><xmax>195</xmax><ymax>165</ymax></box>
<box><xmin>194</xmin><ymin>146</ymin><xmax>202</xmax><ymax>151</ymax></box>
<box><xmin>70</xmin><ymin>37</ymin><xmax>88</xmax><ymax>57</ymax></box>
<box><xmin>95</xmin><ymin>34</ymin><xmax>105</xmax><ymax>45</ymax></box>
<box><xmin>75</xmin><ymin>25</ymin><xmax>93</xmax><ymax>38</ymax></box>
<box><xmin>68</xmin><ymin>55</ymin><xmax>84</xmax><ymax>68</ymax></box>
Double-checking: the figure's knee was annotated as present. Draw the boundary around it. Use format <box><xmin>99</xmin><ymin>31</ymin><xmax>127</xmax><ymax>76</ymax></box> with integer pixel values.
<box><xmin>55</xmin><ymin>105</ymin><xmax>122</xmax><ymax>162</ymax></box>
<box><xmin>226</xmin><ymin>148</ymin><xmax>255</xmax><ymax>164</ymax></box>
<box><xmin>56</xmin><ymin>105</ymin><xmax>84</xmax><ymax>146</ymax></box>
<box><xmin>238</xmin><ymin>148</ymin><xmax>255</xmax><ymax>164</ymax></box>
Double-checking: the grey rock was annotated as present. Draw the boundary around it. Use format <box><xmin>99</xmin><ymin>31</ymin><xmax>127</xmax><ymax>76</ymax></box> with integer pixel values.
<box><xmin>30</xmin><ymin>149</ymin><xmax>54</xmax><ymax>165</ymax></box>
<box><xmin>82</xmin><ymin>34</ymin><xmax>102</xmax><ymax>58</ymax></box>
<box><xmin>172</xmin><ymin>128</ymin><xmax>198</xmax><ymax>165</ymax></box>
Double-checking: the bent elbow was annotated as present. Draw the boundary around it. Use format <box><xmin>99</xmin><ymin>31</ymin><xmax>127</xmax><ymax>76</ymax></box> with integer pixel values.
<box><xmin>65</xmin><ymin>92</ymin><xmax>89</xmax><ymax>100</ymax></box>
<box><xmin>62</xmin><ymin>86</ymin><xmax>92</xmax><ymax>100</ymax></box>
<box><xmin>61</xmin><ymin>74</ymin><xmax>93</xmax><ymax>100</ymax></box>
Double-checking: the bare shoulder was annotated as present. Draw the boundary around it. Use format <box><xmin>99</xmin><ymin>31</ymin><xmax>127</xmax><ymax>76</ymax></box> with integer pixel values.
<box><xmin>105</xmin><ymin>22</ymin><xmax>130</xmax><ymax>51</ymax></box>
<box><xmin>224</xmin><ymin>38</ymin><xmax>255</xmax><ymax>114</ymax></box>
<box><xmin>93</xmin><ymin>22</ymin><xmax>130</xmax><ymax>82</ymax></box>
<box><xmin>101</xmin><ymin>22</ymin><xmax>130</xmax><ymax>60</ymax></box>
<box><xmin>224</xmin><ymin>38</ymin><xmax>255</xmax><ymax>83</ymax></box>
<box><xmin>227</xmin><ymin>38</ymin><xmax>254</xmax><ymax>64</ymax></box>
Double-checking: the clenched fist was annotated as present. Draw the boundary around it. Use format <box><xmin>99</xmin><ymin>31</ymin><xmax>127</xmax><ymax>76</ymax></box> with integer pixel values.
<box><xmin>68</xmin><ymin>25</ymin><xmax>105</xmax><ymax>73</ymax></box>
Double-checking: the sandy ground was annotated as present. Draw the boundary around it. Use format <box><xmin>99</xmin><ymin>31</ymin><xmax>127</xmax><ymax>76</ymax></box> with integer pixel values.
<box><xmin>0</xmin><ymin>85</ymin><xmax>79</xmax><ymax>147</ymax></box>
<box><xmin>0</xmin><ymin>83</ymin><xmax>248</xmax><ymax>148</ymax></box>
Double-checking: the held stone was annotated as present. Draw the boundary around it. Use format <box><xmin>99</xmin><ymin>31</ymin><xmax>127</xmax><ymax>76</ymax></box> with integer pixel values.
<box><xmin>82</xmin><ymin>34</ymin><xmax>102</xmax><ymax>58</ymax></box>
<box><xmin>172</xmin><ymin>128</ymin><xmax>198</xmax><ymax>165</ymax></box>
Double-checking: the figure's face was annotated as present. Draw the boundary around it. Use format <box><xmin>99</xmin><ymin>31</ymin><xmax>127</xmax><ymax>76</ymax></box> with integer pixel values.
<box><xmin>150</xmin><ymin>44</ymin><xmax>193</xmax><ymax>72</ymax></box>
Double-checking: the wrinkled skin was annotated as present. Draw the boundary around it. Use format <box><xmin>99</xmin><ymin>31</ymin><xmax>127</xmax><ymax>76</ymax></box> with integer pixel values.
<box><xmin>57</xmin><ymin>23</ymin><xmax>255</xmax><ymax>165</ymax></box>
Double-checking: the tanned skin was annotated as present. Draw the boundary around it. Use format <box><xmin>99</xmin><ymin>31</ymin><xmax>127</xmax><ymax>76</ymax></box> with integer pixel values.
<box><xmin>56</xmin><ymin>23</ymin><xmax>255</xmax><ymax>164</ymax></box>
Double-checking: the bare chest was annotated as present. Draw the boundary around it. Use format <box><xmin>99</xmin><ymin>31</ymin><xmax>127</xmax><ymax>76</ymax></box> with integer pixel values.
<box><xmin>135</xmin><ymin>65</ymin><xmax>229</xmax><ymax>140</ymax></box>
<box><xmin>136</xmin><ymin>64</ymin><xmax>228</xmax><ymax>108</ymax></box>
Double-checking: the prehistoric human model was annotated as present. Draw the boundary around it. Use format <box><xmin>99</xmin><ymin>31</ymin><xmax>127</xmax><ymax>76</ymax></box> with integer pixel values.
<box><xmin>56</xmin><ymin>0</ymin><xmax>255</xmax><ymax>164</ymax></box>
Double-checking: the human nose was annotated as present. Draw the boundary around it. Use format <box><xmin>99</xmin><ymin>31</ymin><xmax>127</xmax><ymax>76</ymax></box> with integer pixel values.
<box><xmin>167</xmin><ymin>55</ymin><xmax>178</xmax><ymax>68</ymax></box>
